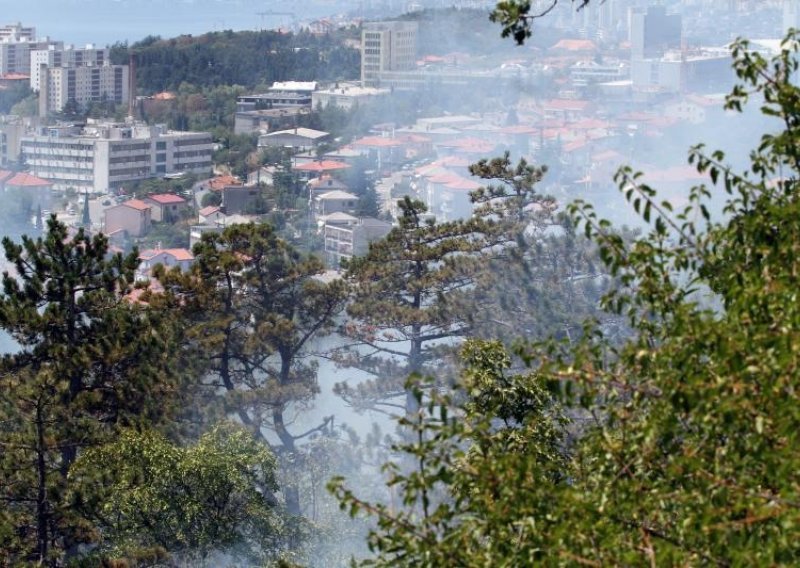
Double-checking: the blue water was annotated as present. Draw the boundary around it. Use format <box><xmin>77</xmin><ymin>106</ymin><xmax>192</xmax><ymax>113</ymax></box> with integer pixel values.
<box><xmin>0</xmin><ymin>0</ymin><xmax>357</xmax><ymax>46</ymax></box>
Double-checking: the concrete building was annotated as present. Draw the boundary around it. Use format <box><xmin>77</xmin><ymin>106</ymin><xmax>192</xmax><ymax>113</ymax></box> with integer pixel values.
<box><xmin>323</xmin><ymin>216</ymin><xmax>392</xmax><ymax>268</ymax></box>
<box><xmin>0</xmin><ymin>117</ymin><xmax>25</xmax><ymax>167</ymax></box>
<box><xmin>257</xmin><ymin>127</ymin><xmax>328</xmax><ymax>150</ymax></box>
<box><xmin>38</xmin><ymin>64</ymin><xmax>129</xmax><ymax>115</ymax></box>
<box><xmin>104</xmin><ymin>198</ymin><xmax>152</xmax><ymax>237</ymax></box>
<box><xmin>30</xmin><ymin>45</ymin><xmax>109</xmax><ymax>92</ymax></box>
<box><xmin>630</xmin><ymin>6</ymin><xmax>682</xmax><ymax>60</ymax></box>
<box><xmin>313</xmin><ymin>190</ymin><xmax>358</xmax><ymax>219</ymax></box>
<box><xmin>0</xmin><ymin>24</ymin><xmax>61</xmax><ymax>75</ymax></box>
<box><xmin>143</xmin><ymin>193</ymin><xmax>188</xmax><ymax>222</ymax></box>
<box><xmin>361</xmin><ymin>21</ymin><xmax>418</xmax><ymax>87</ymax></box>
<box><xmin>311</xmin><ymin>83</ymin><xmax>390</xmax><ymax>110</ymax></box>
<box><xmin>21</xmin><ymin>122</ymin><xmax>213</xmax><ymax>193</ymax></box>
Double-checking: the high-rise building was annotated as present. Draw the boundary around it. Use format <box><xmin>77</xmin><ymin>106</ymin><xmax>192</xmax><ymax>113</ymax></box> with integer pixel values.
<box><xmin>0</xmin><ymin>23</ymin><xmax>62</xmax><ymax>76</ymax></box>
<box><xmin>38</xmin><ymin>63</ymin><xmax>129</xmax><ymax>115</ymax></box>
<box><xmin>21</xmin><ymin>122</ymin><xmax>213</xmax><ymax>194</ymax></box>
<box><xmin>361</xmin><ymin>21</ymin><xmax>418</xmax><ymax>87</ymax></box>
<box><xmin>630</xmin><ymin>6</ymin><xmax>682</xmax><ymax>60</ymax></box>
<box><xmin>30</xmin><ymin>45</ymin><xmax>110</xmax><ymax>91</ymax></box>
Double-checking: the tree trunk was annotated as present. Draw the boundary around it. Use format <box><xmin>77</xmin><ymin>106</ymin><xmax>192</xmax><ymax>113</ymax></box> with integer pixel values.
<box><xmin>35</xmin><ymin>400</ymin><xmax>49</xmax><ymax>565</ymax></box>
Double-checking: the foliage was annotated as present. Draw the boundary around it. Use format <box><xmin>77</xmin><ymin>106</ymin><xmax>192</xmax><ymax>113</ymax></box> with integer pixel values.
<box><xmin>333</xmin><ymin>30</ymin><xmax>800</xmax><ymax>566</ymax></box>
<box><xmin>467</xmin><ymin>152</ymin><xmax>603</xmax><ymax>342</ymax></box>
<box><xmin>118</xmin><ymin>29</ymin><xmax>359</xmax><ymax>93</ymax></box>
<box><xmin>0</xmin><ymin>82</ymin><xmax>33</xmax><ymax>115</ymax></box>
<box><xmin>70</xmin><ymin>422</ymin><xmax>287</xmax><ymax>565</ymax></box>
<box><xmin>490</xmin><ymin>0</ymin><xmax>591</xmax><ymax>45</ymax></box>
<box><xmin>330</xmin><ymin>340</ymin><xmax>568</xmax><ymax>567</ymax></box>
<box><xmin>335</xmin><ymin>198</ymin><xmax>483</xmax><ymax>415</ymax></box>
<box><xmin>0</xmin><ymin>217</ymin><xmax>189</xmax><ymax>564</ymax></box>
<box><xmin>158</xmin><ymin>222</ymin><xmax>347</xmax><ymax>515</ymax></box>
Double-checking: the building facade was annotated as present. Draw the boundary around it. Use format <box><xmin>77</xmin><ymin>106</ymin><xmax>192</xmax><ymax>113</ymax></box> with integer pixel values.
<box><xmin>21</xmin><ymin>122</ymin><xmax>213</xmax><ymax>193</ymax></box>
<box><xmin>361</xmin><ymin>21</ymin><xmax>418</xmax><ymax>87</ymax></box>
<box><xmin>30</xmin><ymin>45</ymin><xmax>110</xmax><ymax>92</ymax></box>
<box><xmin>38</xmin><ymin>64</ymin><xmax>129</xmax><ymax>115</ymax></box>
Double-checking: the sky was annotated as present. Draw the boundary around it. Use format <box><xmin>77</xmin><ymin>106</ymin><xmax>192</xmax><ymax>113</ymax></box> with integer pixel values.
<box><xmin>0</xmin><ymin>0</ymin><xmax>354</xmax><ymax>46</ymax></box>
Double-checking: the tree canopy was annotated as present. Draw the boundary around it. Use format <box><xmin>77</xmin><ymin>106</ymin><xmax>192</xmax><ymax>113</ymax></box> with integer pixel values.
<box><xmin>332</xmin><ymin>29</ymin><xmax>800</xmax><ymax>568</ymax></box>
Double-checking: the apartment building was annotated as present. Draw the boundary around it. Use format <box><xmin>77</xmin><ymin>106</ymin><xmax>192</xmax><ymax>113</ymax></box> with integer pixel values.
<box><xmin>21</xmin><ymin>122</ymin><xmax>212</xmax><ymax>193</ymax></box>
<box><xmin>324</xmin><ymin>215</ymin><xmax>392</xmax><ymax>268</ymax></box>
<box><xmin>361</xmin><ymin>21</ymin><xmax>418</xmax><ymax>87</ymax></box>
<box><xmin>30</xmin><ymin>45</ymin><xmax>110</xmax><ymax>91</ymax></box>
<box><xmin>38</xmin><ymin>64</ymin><xmax>129</xmax><ymax>115</ymax></box>
<box><xmin>0</xmin><ymin>23</ymin><xmax>62</xmax><ymax>75</ymax></box>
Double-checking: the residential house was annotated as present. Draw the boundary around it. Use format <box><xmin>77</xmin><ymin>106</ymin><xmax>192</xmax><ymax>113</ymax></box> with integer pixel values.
<box><xmin>217</xmin><ymin>184</ymin><xmax>262</xmax><ymax>215</ymax></box>
<box><xmin>0</xmin><ymin>170</ymin><xmax>53</xmax><ymax>210</ymax></box>
<box><xmin>324</xmin><ymin>216</ymin><xmax>392</xmax><ymax>268</ymax></box>
<box><xmin>198</xmin><ymin>205</ymin><xmax>225</xmax><ymax>224</ymax></box>
<box><xmin>313</xmin><ymin>190</ymin><xmax>358</xmax><ymax>219</ymax></box>
<box><xmin>137</xmin><ymin>248</ymin><xmax>194</xmax><ymax>279</ymax></box>
<box><xmin>144</xmin><ymin>193</ymin><xmax>188</xmax><ymax>222</ymax></box>
<box><xmin>104</xmin><ymin>198</ymin><xmax>151</xmax><ymax>237</ymax></box>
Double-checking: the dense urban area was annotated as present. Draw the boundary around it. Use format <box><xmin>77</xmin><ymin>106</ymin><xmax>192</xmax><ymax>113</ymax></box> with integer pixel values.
<box><xmin>0</xmin><ymin>0</ymin><xmax>799</xmax><ymax>565</ymax></box>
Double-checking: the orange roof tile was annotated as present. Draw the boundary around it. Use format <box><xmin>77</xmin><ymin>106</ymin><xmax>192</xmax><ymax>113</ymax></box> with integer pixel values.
<box><xmin>199</xmin><ymin>205</ymin><xmax>221</xmax><ymax>217</ymax></box>
<box><xmin>146</xmin><ymin>193</ymin><xmax>186</xmax><ymax>205</ymax></box>
<box><xmin>208</xmin><ymin>175</ymin><xmax>242</xmax><ymax>191</ymax></box>
<box><xmin>5</xmin><ymin>172</ymin><xmax>51</xmax><ymax>187</ymax></box>
<box><xmin>551</xmin><ymin>39</ymin><xmax>597</xmax><ymax>52</ymax></box>
<box><xmin>353</xmin><ymin>136</ymin><xmax>402</xmax><ymax>148</ymax></box>
<box><xmin>123</xmin><ymin>199</ymin><xmax>151</xmax><ymax>211</ymax></box>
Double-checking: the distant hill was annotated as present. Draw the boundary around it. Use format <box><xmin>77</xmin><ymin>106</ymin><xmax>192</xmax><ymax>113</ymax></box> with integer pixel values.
<box><xmin>111</xmin><ymin>28</ymin><xmax>360</xmax><ymax>93</ymax></box>
<box><xmin>399</xmin><ymin>8</ymin><xmax>563</xmax><ymax>56</ymax></box>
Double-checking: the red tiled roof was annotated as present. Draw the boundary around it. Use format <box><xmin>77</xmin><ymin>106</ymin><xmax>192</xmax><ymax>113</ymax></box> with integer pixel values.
<box><xmin>146</xmin><ymin>193</ymin><xmax>186</xmax><ymax>205</ymax></box>
<box><xmin>199</xmin><ymin>205</ymin><xmax>221</xmax><ymax>217</ymax></box>
<box><xmin>139</xmin><ymin>248</ymin><xmax>195</xmax><ymax>262</ymax></box>
<box><xmin>0</xmin><ymin>169</ymin><xmax>14</xmax><ymax>184</ymax></box>
<box><xmin>544</xmin><ymin>99</ymin><xmax>591</xmax><ymax>111</ymax></box>
<box><xmin>5</xmin><ymin>172</ymin><xmax>51</xmax><ymax>187</ymax></box>
<box><xmin>123</xmin><ymin>199</ymin><xmax>151</xmax><ymax>211</ymax></box>
<box><xmin>208</xmin><ymin>175</ymin><xmax>241</xmax><ymax>191</ymax></box>
<box><xmin>551</xmin><ymin>39</ymin><xmax>597</xmax><ymax>52</ymax></box>
<box><xmin>294</xmin><ymin>160</ymin><xmax>351</xmax><ymax>172</ymax></box>
<box><xmin>353</xmin><ymin>136</ymin><xmax>402</xmax><ymax>148</ymax></box>
<box><xmin>0</xmin><ymin>73</ymin><xmax>29</xmax><ymax>80</ymax></box>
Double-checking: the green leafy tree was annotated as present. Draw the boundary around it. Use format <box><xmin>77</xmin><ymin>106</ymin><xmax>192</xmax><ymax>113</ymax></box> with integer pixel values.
<box><xmin>333</xmin><ymin>31</ymin><xmax>800</xmax><ymax>566</ymax></box>
<box><xmin>0</xmin><ymin>217</ymin><xmax>188</xmax><ymax>564</ymax></box>
<box><xmin>330</xmin><ymin>340</ymin><xmax>568</xmax><ymax>567</ymax></box>
<box><xmin>70</xmin><ymin>423</ymin><xmax>288</xmax><ymax>565</ymax></box>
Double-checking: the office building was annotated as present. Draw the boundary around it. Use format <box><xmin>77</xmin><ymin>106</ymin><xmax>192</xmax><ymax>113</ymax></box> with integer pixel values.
<box><xmin>21</xmin><ymin>122</ymin><xmax>212</xmax><ymax>193</ymax></box>
<box><xmin>361</xmin><ymin>21</ymin><xmax>418</xmax><ymax>87</ymax></box>
<box><xmin>630</xmin><ymin>6</ymin><xmax>682</xmax><ymax>60</ymax></box>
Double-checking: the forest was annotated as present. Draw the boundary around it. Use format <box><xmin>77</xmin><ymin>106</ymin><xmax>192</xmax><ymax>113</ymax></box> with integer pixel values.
<box><xmin>2</xmin><ymin>1</ymin><xmax>800</xmax><ymax>566</ymax></box>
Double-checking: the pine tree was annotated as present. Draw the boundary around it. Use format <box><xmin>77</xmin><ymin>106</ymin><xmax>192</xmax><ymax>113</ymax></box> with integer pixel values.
<box><xmin>336</xmin><ymin>197</ymin><xmax>483</xmax><ymax>415</ymax></box>
<box><xmin>160</xmin><ymin>222</ymin><xmax>347</xmax><ymax>515</ymax></box>
<box><xmin>0</xmin><ymin>217</ymin><xmax>188</xmax><ymax>563</ymax></box>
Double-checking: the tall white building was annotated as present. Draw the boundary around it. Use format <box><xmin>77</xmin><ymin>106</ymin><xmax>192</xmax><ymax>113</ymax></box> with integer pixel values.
<box><xmin>0</xmin><ymin>23</ymin><xmax>62</xmax><ymax>75</ymax></box>
<box><xmin>361</xmin><ymin>21</ymin><xmax>418</xmax><ymax>87</ymax></box>
<box><xmin>30</xmin><ymin>45</ymin><xmax>110</xmax><ymax>91</ymax></box>
<box><xmin>21</xmin><ymin>122</ymin><xmax>213</xmax><ymax>194</ymax></box>
<box><xmin>38</xmin><ymin>64</ymin><xmax>129</xmax><ymax>115</ymax></box>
